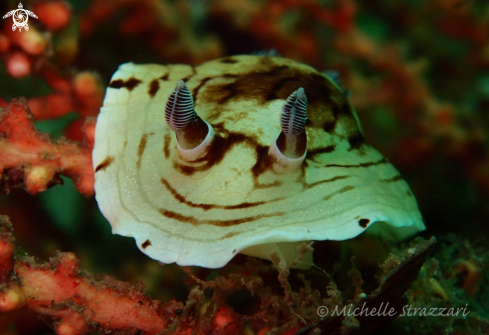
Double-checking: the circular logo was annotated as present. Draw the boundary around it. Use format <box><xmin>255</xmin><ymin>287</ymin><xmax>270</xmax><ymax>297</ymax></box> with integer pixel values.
<box><xmin>13</xmin><ymin>10</ymin><xmax>28</xmax><ymax>27</ymax></box>
<box><xmin>317</xmin><ymin>306</ymin><xmax>329</xmax><ymax>317</ymax></box>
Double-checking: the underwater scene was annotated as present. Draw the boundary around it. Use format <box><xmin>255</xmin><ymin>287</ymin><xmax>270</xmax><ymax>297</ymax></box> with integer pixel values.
<box><xmin>0</xmin><ymin>0</ymin><xmax>488</xmax><ymax>334</ymax></box>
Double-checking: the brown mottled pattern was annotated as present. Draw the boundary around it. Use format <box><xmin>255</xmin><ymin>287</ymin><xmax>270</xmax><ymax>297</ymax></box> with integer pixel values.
<box><xmin>197</xmin><ymin>59</ymin><xmax>357</xmax><ymax>137</ymax></box>
<box><xmin>109</xmin><ymin>78</ymin><xmax>142</xmax><ymax>91</ymax></box>
<box><xmin>108</xmin><ymin>57</ymin><xmax>410</xmax><ymax>230</ymax></box>
<box><xmin>92</xmin><ymin>55</ymin><xmax>424</xmax><ymax>269</ymax></box>
<box><xmin>95</xmin><ymin>156</ymin><xmax>114</xmax><ymax>172</ymax></box>
<box><xmin>136</xmin><ymin>134</ymin><xmax>148</xmax><ymax>169</ymax></box>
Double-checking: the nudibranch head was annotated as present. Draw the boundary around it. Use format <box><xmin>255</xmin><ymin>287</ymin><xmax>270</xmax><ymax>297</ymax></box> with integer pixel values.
<box><xmin>93</xmin><ymin>55</ymin><xmax>425</xmax><ymax>269</ymax></box>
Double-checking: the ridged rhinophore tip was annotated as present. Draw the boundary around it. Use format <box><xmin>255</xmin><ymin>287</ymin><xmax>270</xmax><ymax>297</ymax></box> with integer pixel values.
<box><xmin>297</xmin><ymin>87</ymin><xmax>305</xmax><ymax>97</ymax></box>
<box><xmin>280</xmin><ymin>87</ymin><xmax>308</xmax><ymax>136</ymax></box>
<box><xmin>165</xmin><ymin>80</ymin><xmax>196</xmax><ymax>132</ymax></box>
<box><xmin>176</xmin><ymin>79</ymin><xmax>186</xmax><ymax>89</ymax></box>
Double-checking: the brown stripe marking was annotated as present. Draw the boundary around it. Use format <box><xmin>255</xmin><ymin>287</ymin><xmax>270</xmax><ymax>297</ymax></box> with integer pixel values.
<box><xmin>324</xmin><ymin>157</ymin><xmax>389</xmax><ymax>169</ymax></box>
<box><xmin>307</xmin><ymin>145</ymin><xmax>336</xmax><ymax>158</ymax></box>
<box><xmin>95</xmin><ymin>156</ymin><xmax>114</xmax><ymax>172</ymax></box>
<box><xmin>380</xmin><ymin>175</ymin><xmax>403</xmax><ymax>183</ymax></box>
<box><xmin>303</xmin><ymin>175</ymin><xmax>350</xmax><ymax>190</ymax></box>
<box><xmin>163</xmin><ymin>133</ymin><xmax>171</xmax><ymax>158</ymax></box>
<box><xmin>142</xmin><ymin>239</ymin><xmax>152</xmax><ymax>249</ymax></box>
<box><xmin>323</xmin><ymin>185</ymin><xmax>355</xmax><ymax>201</ymax></box>
<box><xmin>136</xmin><ymin>134</ymin><xmax>148</xmax><ymax>169</ymax></box>
<box><xmin>221</xmin><ymin>232</ymin><xmax>240</xmax><ymax>239</ymax></box>
<box><xmin>254</xmin><ymin>180</ymin><xmax>284</xmax><ymax>189</ymax></box>
<box><xmin>109</xmin><ymin>78</ymin><xmax>142</xmax><ymax>91</ymax></box>
<box><xmin>160</xmin><ymin>73</ymin><xmax>169</xmax><ymax>81</ymax></box>
<box><xmin>161</xmin><ymin>178</ymin><xmax>278</xmax><ymax>211</ymax></box>
<box><xmin>159</xmin><ymin>209</ymin><xmax>284</xmax><ymax>227</ymax></box>
<box><xmin>148</xmin><ymin>79</ymin><xmax>160</xmax><ymax>97</ymax></box>
<box><xmin>192</xmin><ymin>77</ymin><xmax>212</xmax><ymax>100</ymax></box>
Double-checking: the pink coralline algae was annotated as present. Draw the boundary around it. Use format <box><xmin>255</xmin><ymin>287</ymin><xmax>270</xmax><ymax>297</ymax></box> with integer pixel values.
<box><xmin>0</xmin><ymin>216</ymin><xmax>182</xmax><ymax>335</ymax></box>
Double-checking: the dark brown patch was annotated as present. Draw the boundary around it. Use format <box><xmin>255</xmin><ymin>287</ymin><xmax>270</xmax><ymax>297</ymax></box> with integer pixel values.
<box><xmin>323</xmin><ymin>120</ymin><xmax>337</xmax><ymax>133</ymax></box>
<box><xmin>192</xmin><ymin>77</ymin><xmax>212</xmax><ymax>100</ymax></box>
<box><xmin>380</xmin><ymin>175</ymin><xmax>403</xmax><ymax>183</ymax></box>
<box><xmin>251</xmin><ymin>144</ymin><xmax>274</xmax><ymax>179</ymax></box>
<box><xmin>141</xmin><ymin>239</ymin><xmax>152</xmax><ymax>249</ymax></box>
<box><xmin>347</xmin><ymin>132</ymin><xmax>366</xmax><ymax>151</ymax></box>
<box><xmin>109</xmin><ymin>78</ymin><xmax>142</xmax><ymax>91</ymax></box>
<box><xmin>160</xmin><ymin>73</ymin><xmax>169</xmax><ymax>81</ymax></box>
<box><xmin>136</xmin><ymin>134</ymin><xmax>148</xmax><ymax>169</ymax></box>
<box><xmin>148</xmin><ymin>79</ymin><xmax>160</xmax><ymax>97</ymax></box>
<box><xmin>163</xmin><ymin>134</ymin><xmax>171</xmax><ymax>159</ymax></box>
<box><xmin>161</xmin><ymin>178</ymin><xmax>278</xmax><ymax>210</ymax></box>
<box><xmin>220</xmin><ymin>57</ymin><xmax>238</xmax><ymax>64</ymax></box>
<box><xmin>323</xmin><ymin>185</ymin><xmax>355</xmax><ymax>201</ymax></box>
<box><xmin>181</xmin><ymin>75</ymin><xmax>192</xmax><ymax>82</ymax></box>
<box><xmin>159</xmin><ymin>208</ymin><xmax>284</xmax><ymax>227</ymax></box>
<box><xmin>406</xmin><ymin>190</ymin><xmax>413</xmax><ymax>197</ymax></box>
<box><xmin>324</xmin><ymin>157</ymin><xmax>389</xmax><ymax>169</ymax></box>
<box><xmin>95</xmin><ymin>156</ymin><xmax>114</xmax><ymax>172</ymax></box>
<box><xmin>359</xmin><ymin>218</ymin><xmax>370</xmax><ymax>228</ymax></box>
<box><xmin>173</xmin><ymin>129</ymin><xmax>251</xmax><ymax>176</ymax></box>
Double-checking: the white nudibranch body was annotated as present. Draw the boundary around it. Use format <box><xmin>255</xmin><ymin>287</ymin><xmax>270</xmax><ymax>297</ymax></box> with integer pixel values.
<box><xmin>93</xmin><ymin>55</ymin><xmax>426</xmax><ymax>269</ymax></box>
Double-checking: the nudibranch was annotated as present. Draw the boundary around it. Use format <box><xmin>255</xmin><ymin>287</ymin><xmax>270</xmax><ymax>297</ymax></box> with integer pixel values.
<box><xmin>93</xmin><ymin>55</ymin><xmax>425</xmax><ymax>269</ymax></box>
